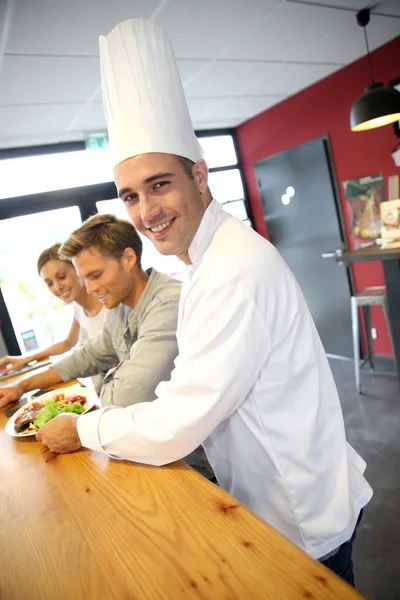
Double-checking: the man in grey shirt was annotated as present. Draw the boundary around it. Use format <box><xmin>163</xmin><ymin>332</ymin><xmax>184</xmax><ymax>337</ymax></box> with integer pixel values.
<box><xmin>55</xmin><ymin>267</ymin><xmax>179</xmax><ymax>410</ymax></box>
<box><xmin>0</xmin><ymin>214</ymin><xmax>213</xmax><ymax>479</ymax></box>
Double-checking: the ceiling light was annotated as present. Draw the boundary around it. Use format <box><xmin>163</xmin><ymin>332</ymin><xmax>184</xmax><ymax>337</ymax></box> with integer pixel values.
<box><xmin>350</xmin><ymin>9</ymin><xmax>400</xmax><ymax>132</ymax></box>
<box><xmin>281</xmin><ymin>194</ymin><xmax>291</xmax><ymax>205</ymax></box>
<box><xmin>286</xmin><ymin>186</ymin><xmax>295</xmax><ymax>197</ymax></box>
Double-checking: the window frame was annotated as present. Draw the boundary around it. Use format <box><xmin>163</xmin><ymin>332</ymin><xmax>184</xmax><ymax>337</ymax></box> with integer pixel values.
<box><xmin>197</xmin><ymin>129</ymin><xmax>253</xmax><ymax>226</ymax></box>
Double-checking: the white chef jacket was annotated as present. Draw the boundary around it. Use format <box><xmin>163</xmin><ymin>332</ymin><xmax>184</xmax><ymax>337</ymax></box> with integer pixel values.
<box><xmin>78</xmin><ymin>199</ymin><xmax>372</xmax><ymax>559</ymax></box>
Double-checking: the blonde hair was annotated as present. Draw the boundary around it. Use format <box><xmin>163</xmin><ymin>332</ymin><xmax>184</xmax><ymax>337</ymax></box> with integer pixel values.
<box><xmin>37</xmin><ymin>243</ymin><xmax>71</xmax><ymax>275</ymax></box>
<box><xmin>59</xmin><ymin>213</ymin><xmax>143</xmax><ymax>268</ymax></box>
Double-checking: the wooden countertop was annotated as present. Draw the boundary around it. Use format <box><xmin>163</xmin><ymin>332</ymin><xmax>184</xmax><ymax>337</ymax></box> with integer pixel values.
<box><xmin>0</xmin><ymin>372</ymin><xmax>364</xmax><ymax>599</ymax></box>
<box><xmin>339</xmin><ymin>245</ymin><xmax>400</xmax><ymax>262</ymax></box>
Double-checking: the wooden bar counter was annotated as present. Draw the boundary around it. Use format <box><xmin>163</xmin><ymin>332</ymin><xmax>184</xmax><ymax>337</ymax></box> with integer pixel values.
<box><xmin>0</xmin><ymin>370</ymin><xmax>364</xmax><ymax>600</ymax></box>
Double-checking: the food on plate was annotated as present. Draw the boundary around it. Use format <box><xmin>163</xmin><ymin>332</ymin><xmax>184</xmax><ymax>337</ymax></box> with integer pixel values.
<box><xmin>13</xmin><ymin>393</ymin><xmax>87</xmax><ymax>434</ymax></box>
<box><xmin>14</xmin><ymin>408</ymin><xmax>42</xmax><ymax>433</ymax></box>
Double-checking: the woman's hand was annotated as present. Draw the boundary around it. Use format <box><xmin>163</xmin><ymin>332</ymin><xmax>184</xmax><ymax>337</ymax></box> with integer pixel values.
<box><xmin>0</xmin><ymin>355</ymin><xmax>28</xmax><ymax>375</ymax></box>
<box><xmin>0</xmin><ymin>383</ymin><xmax>24</xmax><ymax>408</ymax></box>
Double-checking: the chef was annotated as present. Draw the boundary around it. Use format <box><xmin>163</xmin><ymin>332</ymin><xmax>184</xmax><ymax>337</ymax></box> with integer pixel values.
<box><xmin>37</xmin><ymin>19</ymin><xmax>372</xmax><ymax>583</ymax></box>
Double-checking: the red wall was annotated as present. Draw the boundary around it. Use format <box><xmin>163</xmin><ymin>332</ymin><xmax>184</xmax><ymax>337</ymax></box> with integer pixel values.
<box><xmin>236</xmin><ymin>36</ymin><xmax>400</xmax><ymax>355</ymax></box>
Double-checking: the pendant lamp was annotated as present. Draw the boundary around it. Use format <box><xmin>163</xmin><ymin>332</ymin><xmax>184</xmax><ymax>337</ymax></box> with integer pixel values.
<box><xmin>350</xmin><ymin>8</ymin><xmax>400</xmax><ymax>132</ymax></box>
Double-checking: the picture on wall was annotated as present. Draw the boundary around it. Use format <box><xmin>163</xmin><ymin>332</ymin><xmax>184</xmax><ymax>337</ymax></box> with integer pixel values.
<box><xmin>342</xmin><ymin>172</ymin><xmax>386</xmax><ymax>248</ymax></box>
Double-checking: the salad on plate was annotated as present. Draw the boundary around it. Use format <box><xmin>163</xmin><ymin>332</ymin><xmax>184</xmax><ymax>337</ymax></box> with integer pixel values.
<box><xmin>13</xmin><ymin>392</ymin><xmax>88</xmax><ymax>434</ymax></box>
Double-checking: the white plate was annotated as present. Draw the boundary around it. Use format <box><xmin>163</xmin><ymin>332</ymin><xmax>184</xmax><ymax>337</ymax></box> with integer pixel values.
<box><xmin>5</xmin><ymin>384</ymin><xmax>97</xmax><ymax>438</ymax></box>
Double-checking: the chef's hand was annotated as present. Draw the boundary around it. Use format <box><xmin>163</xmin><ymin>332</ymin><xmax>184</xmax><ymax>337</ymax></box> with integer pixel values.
<box><xmin>0</xmin><ymin>384</ymin><xmax>23</xmax><ymax>408</ymax></box>
<box><xmin>36</xmin><ymin>413</ymin><xmax>82</xmax><ymax>453</ymax></box>
<box><xmin>0</xmin><ymin>355</ymin><xmax>27</xmax><ymax>375</ymax></box>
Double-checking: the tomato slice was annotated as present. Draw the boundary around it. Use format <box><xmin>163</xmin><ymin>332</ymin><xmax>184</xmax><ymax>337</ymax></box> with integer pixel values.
<box><xmin>66</xmin><ymin>395</ymin><xmax>87</xmax><ymax>405</ymax></box>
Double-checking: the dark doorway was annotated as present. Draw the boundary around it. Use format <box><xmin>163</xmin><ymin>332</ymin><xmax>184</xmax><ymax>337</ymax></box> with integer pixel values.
<box><xmin>254</xmin><ymin>137</ymin><xmax>353</xmax><ymax>358</ymax></box>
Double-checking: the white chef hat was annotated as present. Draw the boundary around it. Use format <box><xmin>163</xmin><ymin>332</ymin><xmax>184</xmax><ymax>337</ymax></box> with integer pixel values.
<box><xmin>99</xmin><ymin>19</ymin><xmax>204</xmax><ymax>170</ymax></box>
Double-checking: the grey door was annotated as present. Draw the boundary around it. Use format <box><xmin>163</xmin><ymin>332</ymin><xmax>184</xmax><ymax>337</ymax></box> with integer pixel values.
<box><xmin>254</xmin><ymin>137</ymin><xmax>353</xmax><ymax>358</ymax></box>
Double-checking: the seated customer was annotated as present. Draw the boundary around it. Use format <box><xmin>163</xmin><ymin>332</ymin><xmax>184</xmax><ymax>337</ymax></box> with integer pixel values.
<box><xmin>0</xmin><ymin>214</ymin><xmax>214</xmax><ymax>479</ymax></box>
<box><xmin>0</xmin><ymin>243</ymin><xmax>106</xmax><ymax>391</ymax></box>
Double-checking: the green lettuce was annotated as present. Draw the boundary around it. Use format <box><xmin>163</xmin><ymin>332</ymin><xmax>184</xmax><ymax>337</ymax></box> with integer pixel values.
<box><xmin>60</xmin><ymin>401</ymin><xmax>85</xmax><ymax>415</ymax></box>
<box><xmin>34</xmin><ymin>401</ymin><xmax>60</xmax><ymax>428</ymax></box>
<box><xmin>34</xmin><ymin>399</ymin><xmax>86</xmax><ymax>430</ymax></box>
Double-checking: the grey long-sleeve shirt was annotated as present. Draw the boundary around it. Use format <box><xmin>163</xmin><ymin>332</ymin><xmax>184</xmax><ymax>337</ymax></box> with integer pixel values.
<box><xmin>53</xmin><ymin>268</ymin><xmax>181</xmax><ymax>408</ymax></box>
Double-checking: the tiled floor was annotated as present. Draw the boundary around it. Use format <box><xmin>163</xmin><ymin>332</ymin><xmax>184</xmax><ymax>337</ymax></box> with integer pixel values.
<box><xmin>329</xmin><ymin>357</ymin><xmax>400</xmax><ymax>600</ymax></box>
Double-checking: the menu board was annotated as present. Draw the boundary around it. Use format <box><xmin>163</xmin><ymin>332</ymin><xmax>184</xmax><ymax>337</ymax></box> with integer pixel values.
<box><xmin>342</xmin><ymin>172</ymin><xmax>386</xmax><ymax>248</ymax></box>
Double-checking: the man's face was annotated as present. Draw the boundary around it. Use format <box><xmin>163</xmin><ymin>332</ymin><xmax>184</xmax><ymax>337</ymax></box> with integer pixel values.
<box><xmin>114</xmin><ymin>153</ymin><xmax>210</xmax><ymax>263</ymax></box>
<box><xmin>73</xmin><ymin>246</ymin><xmax>135</xmax><ymax>309</ymax></box>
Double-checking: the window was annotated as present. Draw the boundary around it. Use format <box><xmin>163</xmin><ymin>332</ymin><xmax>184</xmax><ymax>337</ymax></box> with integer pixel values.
<box><xmin>208</xmin><ymin>169</ymin><xmax>244</xmax><ymax>202</ymax></box>
<box><xmin>199</xmin><ymin>135</ymin><xmax>237</xmax><ymax>168</ymax></box>
<box><xmin>199</xmin><ymin>134</ymin><xmax>251</xmax><ymax>226</ymax></box>
<box><xmin>0</xmin><ymin>206</ymin><xmax>82</xmax><ymax>352</ymax></box>
<box><xmin>0</xmin><ymin>148</ymin><xmax>113</xmax><ymax>199</ymax></box>
<box><xmin>0</xmin><ymin>133</ymin><xmax>251</xmax><ymax>223</ymax></box>
<box><xmin>208</xmin><ymin>168</ymin><xmax>249</xmax><ymax>222</ymax></box>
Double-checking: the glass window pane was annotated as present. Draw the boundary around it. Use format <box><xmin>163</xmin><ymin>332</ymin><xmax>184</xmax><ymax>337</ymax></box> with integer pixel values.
<box><xmin>0</xmin><ymin>135</ymin><xmax>240</xmax><ymax>200</ymax></box>
<box><xmin>209</xmin><ymin>169</ymin><xmax>244</xmax><ymax>204</ymax></box>
<box><xmin>0</xmin><ymin>206</ymin><xmax>82</xmax><ymax>353</ymax></box>
<box><xmin>96</xmin><ymin>198</ymin><xmax>130</xmax><ymax>221</ymax></box>
<box><xmin>0</xmin><ymin>135</ymin><xmax>239</xmax><ymax>200</ymax></box>
<box><xmin>0</xmin><ymin>148</ymin><xmax>114</xmax><ymax>199</ymax></box>
<box><xmin>96</xmin><ymin>199</ymin><xmax>185</xmax><ymax>279</ymax></box>
<box><xmin>199</xmin><ymin>135</ymin><xmax>237</xmax><ymax>168</ymax></box>
<box><xmin>222</xmin><ymin>200</ymin><xmax>248</xmax><ymax>221</ymax></box>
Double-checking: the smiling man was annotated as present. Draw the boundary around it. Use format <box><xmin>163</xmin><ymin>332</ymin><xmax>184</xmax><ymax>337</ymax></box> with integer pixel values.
<box><xmin>118</xmin><ymin>155</ymin><xmax>207</xmax><ymax>263</ymax></box>
<box><xmin>33</xmin><ymin>19</ymin><xmax>373</xmax><ymax>583</ymax></box>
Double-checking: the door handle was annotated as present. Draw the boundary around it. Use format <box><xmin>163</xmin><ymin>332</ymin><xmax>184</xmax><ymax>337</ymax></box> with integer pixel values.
<box><xmin>321</xmin><ymin>249</ymin><xmax>342</xmax><ymax>259</ymax></box>
<box><xmin>321</xmin><ymin>249</ymin><xmax>343</xmax><ymax>264</ymax></box>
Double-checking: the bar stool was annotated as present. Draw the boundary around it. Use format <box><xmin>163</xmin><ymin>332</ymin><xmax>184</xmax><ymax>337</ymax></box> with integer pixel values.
<box><xmin>351</xmin><ymin>286</ymin><xmax>393</xmax><ymax>393</ymax></box>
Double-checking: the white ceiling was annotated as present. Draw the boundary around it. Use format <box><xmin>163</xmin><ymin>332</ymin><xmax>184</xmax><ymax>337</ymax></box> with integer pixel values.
<box><xmin>0</xmin><ymin>0</ymin><xmax>399</xmax><ymax>150</ymax></box>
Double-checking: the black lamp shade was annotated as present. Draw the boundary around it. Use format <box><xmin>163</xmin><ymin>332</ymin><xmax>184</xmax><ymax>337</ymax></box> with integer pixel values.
<box><xmin>350</xmin><ymin>82</ymin><xmax>400</xmax><ymax>131</ymax></box>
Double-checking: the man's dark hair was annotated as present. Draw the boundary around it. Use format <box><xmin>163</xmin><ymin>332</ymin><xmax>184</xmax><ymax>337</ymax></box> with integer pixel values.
<box><xmin>178</xmin><ymin>156</ymin><xmax>195</xmax><ymax>180</ymax></box>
